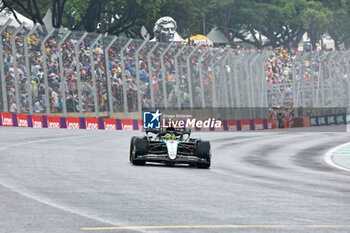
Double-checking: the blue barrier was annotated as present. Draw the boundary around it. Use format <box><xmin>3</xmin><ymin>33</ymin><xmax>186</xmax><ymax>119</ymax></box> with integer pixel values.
<box><xmin>311</xmin><ymin>113</ymin><xmax>349</xmax><ymax>127</ymax></box>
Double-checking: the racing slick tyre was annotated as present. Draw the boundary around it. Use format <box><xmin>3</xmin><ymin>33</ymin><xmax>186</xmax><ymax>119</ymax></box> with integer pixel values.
<box><xmin>134</xmin><ymin>137</ymin><xmax>148</xmax><ymax>155</ymax></box>
<box><xmin>195</xmin><ymin>141</ymin><xmax>211</xmax><ymax>169</ymax></box>
<box><xmin>129</xmin><ymin>136</ymin><xmax>137</xmax><ymax>162</ymax></box>
<box><xmin>130</xmin><ymin>137</ymin><xmax>147</xmax><ymax>166</ymax></box>
<box><xmin>195</xmin><ymin>141</ymin><xmax>210</xmax><ymax>158</ymax></box>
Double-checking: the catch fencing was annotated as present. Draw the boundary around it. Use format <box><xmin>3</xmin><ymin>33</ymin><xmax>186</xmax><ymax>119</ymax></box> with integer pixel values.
<box><xmin>0</xmin><ymin>20</ymin><xmax>270</xmax><ymax>120</ymax></box>
<box><xmin>0</xmin><ymin>20</ymin><xmax>349</xmax><ymax>121</ymax></box>
<box><xmin>292</xmin><ymin>51</ymin><xmax>350</xmax><ymax>110</ymax></box>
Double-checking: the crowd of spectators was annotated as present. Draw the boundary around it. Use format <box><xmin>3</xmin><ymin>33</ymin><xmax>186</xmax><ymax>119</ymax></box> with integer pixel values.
<box><xmin>265</xmin><ymin>47</ymin><xmax>296</xmax><ymax>107</ymax></box>
<box><xmin>266</xmin><ymin>46</ymin><xmax>349</xmax><ymax>108</ymax></box>
<box><xmin>1</xmin><ymin>27</ymin><xmax>232</xmax><ymax>115</ymax></box>
<box><xmin>1</xmin><ymin>26</ymin><xmax>347</xmax><ymax>115</ymax></box>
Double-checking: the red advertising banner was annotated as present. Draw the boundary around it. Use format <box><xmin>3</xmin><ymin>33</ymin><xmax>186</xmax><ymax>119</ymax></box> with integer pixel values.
<box><xmin>66</xmin><ymin>117</ymin><xmax>80</xmax><ymax>129</ymax></box>
<box><xmin>212</xmin><ymin>120</ymin><xmax>224</xmax><ymax>131</ymax></box>
<box><xmin>1</xmin><ymin>112</ymin><xmax>13</xmax><ymax>127</ymax></box>
<box><xmin>227</xmin><ymin>120</ymin><xmax>238</xmax><ymax>131</ymax></box>
<box><xmin>47</xmin><ymin>116</ymin><xmax>61</xmax><ymax>129</ymax></box>
<box><xmin>240</xmin><ymin>120</ymin><xmax>251</xmax><ymax>131</ymax></box>
<box><xmin>103</xmin><ymin>118</ymin><xmax>117</xmax><ymax>130</ymax></box>
<box><xmin>32</xmin><ymin>115</ymin><xmax>43</xmax><ymax>128</ymax></box>
<box><xmin>137</xmin><ymin>120</ymin><xmax>143</xmax><ymax>131</ymax></box>
<box><xmin>85</xmin><ymin>118</ymin><xmax>99</xmax><ymax>130</ymax></box>
<box><xmin>17</xmin><ymin>114</ymin><xmax>28</xmax><ymax>127</ymax></box>
<box><xmin>121</xmin><ymin>119</ymin><xmax>134</xmax><ymax>131</ymax></box>
<box><xmin>254</xmin><ymin>119</ymin><xmax>264</xmax><ymax>130</ymax></box>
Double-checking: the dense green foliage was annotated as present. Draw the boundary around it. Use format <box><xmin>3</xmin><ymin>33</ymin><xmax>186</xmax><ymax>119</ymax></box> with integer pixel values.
<box><xmin>2</xmin><ymin>0</ymin><xmax>350</xmax><ymax>48</ymax></box>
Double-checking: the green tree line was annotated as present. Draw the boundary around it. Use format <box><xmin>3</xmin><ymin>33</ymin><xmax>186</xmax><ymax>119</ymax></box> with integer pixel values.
<box><xmin>1</xmin><ymin>0</ymin><xmax>350</xmax><ymax>49</ymax></box>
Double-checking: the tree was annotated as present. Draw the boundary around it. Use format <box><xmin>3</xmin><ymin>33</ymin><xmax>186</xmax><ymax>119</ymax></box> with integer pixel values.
<box><xmin>206</xmin><ymin>0</ymin><xmax>254</xmax><ymax>47</ymax></box>
<box><xmin>2</xmin><ymin>0</ymin><xmax>350</xmax><ymax>48</ymax></box>
<box><xmin>1</xmin><ymin>0</ymin><xmax>67</xmax><ymax>28</ymax></box>
<box><xmin>1</xmin><ymin>0</ymin><xmax>163</xmax><ymax>37</ymax></box>
<box><xmin>320</xmin><ymin>0</ymin><xmax>350</xmax><ymax>49</ymax></box>
<box><xmin>246</xmin><ymin>0</ymin><xmax>308</xmax><ymax>49</ymax></box>
<box><xmin>65</xmin><ymin>0</ymin><xmax>164</xmax><ymax>37</ymax></box>
<box><xmin>301</xmin><ymin>1</ymin><xmax>332</xmax><ymax>49</ymax></box>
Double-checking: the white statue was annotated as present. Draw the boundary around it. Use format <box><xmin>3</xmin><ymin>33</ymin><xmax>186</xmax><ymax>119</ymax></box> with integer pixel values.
<box><xmin>153</xmin><ymin>16</ymin><xmax>177</xmax><ymax>43</ymax></box>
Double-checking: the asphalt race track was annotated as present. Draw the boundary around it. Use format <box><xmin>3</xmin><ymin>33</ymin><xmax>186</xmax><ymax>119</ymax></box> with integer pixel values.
<box><xmin>1</xmin><ymin>127</ymin><xmax>350</xmax><ymax>233</ymax></box>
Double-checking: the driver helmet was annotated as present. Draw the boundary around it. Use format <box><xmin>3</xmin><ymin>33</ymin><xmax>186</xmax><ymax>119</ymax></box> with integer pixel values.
<box><xmin>164</xmin><ymin>133</ymin><xmax>172</xmax><ymax>140</ymax></box>
<box><xmin>164</xmin><ymin>133</ymin><xmax>177</xmax><ymax>140</ymax></box>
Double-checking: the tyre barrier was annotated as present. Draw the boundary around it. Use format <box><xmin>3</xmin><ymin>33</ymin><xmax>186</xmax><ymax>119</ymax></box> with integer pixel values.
<box><xmin>1</xmin><ymin>112</ymin><xmax>349</xmax><ymax>131</ymax></box>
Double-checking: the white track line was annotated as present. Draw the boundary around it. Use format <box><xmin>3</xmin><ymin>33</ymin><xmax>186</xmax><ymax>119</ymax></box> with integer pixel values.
<box><xmin>0</xmin><ymin>135</ymin><xmax>153</xmax><ymax>232</ymax></box>
<box><xmin>324</xmin><ymin>142</ymin><xmax>350</xmax><ymax>172</ymax></box>
<box><xmin>0</xmin><ymin>134</ymin><xmax>91</xmax><ymax>151</ymax></box>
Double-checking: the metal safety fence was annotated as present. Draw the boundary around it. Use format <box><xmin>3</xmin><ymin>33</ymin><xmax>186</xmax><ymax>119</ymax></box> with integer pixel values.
<box><xmin>0</xmin><ymin>21</ymin><xmax>272</xmax><ymax>120</ymax></box>
<box><xmin>291</xmin><ymin>51</ymin><xmax>350</xmax><ymax>113</ymax></box>
<box><xmin>4</xmin><ymin>22</ymin><xmax>349</xmax><ymax>121</ymax></box>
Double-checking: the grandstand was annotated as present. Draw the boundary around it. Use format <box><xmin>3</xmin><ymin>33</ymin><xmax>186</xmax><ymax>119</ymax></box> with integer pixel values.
<box><xmin>0</xmin><ymin>20</ymin><xmax>349</xmax><ymax>121</ymax></box>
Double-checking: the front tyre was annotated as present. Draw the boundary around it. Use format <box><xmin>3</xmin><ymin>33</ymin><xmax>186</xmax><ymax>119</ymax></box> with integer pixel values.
<box><xmin>195</xmin><ymin>141</ymin><xmax>211</xmax><ymax>169</ymax></box>
<box><xmin>130</xmin><ymin>137</ymin><xmax>147</xmax><ymax>166</ymax></box>
<box><xmin>129</xmin><ymin>136</ymin><xmax>137</xmax><ymax>162</ymax></box>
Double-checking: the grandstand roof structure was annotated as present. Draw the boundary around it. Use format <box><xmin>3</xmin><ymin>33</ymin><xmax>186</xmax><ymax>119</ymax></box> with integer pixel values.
<box><xmin>206</xmin><ymin>27</ymin><xmax>229</xmax><ymax>44</ymax></box>
<box><xmin>0</xmin><ymin>9</ymin><xmax>34</xmax><ymax>28</ymax></box>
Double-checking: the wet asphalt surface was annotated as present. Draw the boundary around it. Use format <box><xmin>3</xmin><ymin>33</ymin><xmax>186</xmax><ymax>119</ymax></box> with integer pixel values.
<box><xmin>0</xmin><ymin>127</ymin><xmax>350</xmax><ymax>233</ymax></box>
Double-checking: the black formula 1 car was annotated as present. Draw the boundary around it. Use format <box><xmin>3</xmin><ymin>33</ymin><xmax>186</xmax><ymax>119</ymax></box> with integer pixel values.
<box><xmin>129</xmin><ymin>128</ymin><xmax>211</xmax><ymax>168</ymax></box>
